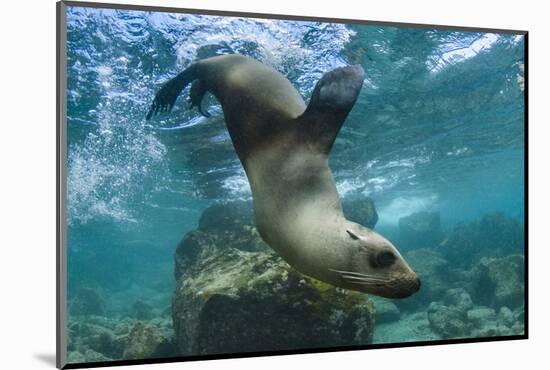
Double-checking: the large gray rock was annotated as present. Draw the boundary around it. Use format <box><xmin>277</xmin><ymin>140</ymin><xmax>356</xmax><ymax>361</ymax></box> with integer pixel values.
<box><xmin>342</xmin><ymin>197</ymin><xmax>378</xmax><ymax>229</ymax></box>
<box><xmin>486</xmin><ymin>255</ymin><xmax>525</xmax><ymax>309</ymax></box>
<box><xmin>467</xmin><ymin>307</ymin><xmax>496</xmax><ymax>328</ymax></box>
<box><xmin>371</xmin><ymin>297</ymin><xmax>401</xmax><ymax>323</ymax></box>
<box><xmin>428</xmin><ymin>300</ymin><xmax>519</xmax><ymax>340</ymax></box>
<box><xmin>478</xmin><ymin>213</ymin><xmax>524</xmax><ymax>256</ymax></box>
<box><xmin>67</xmin><ymin>319</ymin><xmax>126</xmax><ymax>360</ymax></box>
<box><xmin>438</xmin><ymin>222</ymin><xmax>478</xmax><ymax>266</ymax></box>
<box><xmin>443</xmin><ymin>288</ymin><xmax>473</xmax><ymax>312</ymax></box>
<box><xmin>173</xmin><ymin>246</ymin><xmax>374</xmax><ymax>355</ymax></box>
<box><xmin>466</xmin><ymin>306</ymin><xmax>522</xmax><ymax>338</ymax></box>
<box><xmin>172</xmin><ymin>202</ymin><xmax>375</xmax><ymax>355</ymax></box>
<box><xmin>67</xmin><ymin>351</ymin><xmax>87</xmax><ymax>364</ymax></box>
<box><xmin>510</xmin><ymin>321</ymin><xmax>525</xmax><ymax>335</ymax></box>
<box><xmin>427</xmin><ymin>302</ymin><xmax>469</xmax><ymax>338</ymax></box>
<box><xmin>67</xmin><ymin>315</ymin><xmax>176</xmax><ymax>363</ymax></box>
<box><xmin>198</xmin><ymin>201</ymin><xmax>254</xmax><ymax>232</ymax></box>
<box><xmin>122</xmin><ymin>321</ymin><xmax>167</xmax><ymax>360</ymax></box>
<box><xmin>399</xmin><ymin>211</ymin><xmax>442</xmax><ymax>249</ymax></box>
<box><xmin>497</xmin><ymin>306</ymin><xmax>515</xmax><ymax>327</ymax></box>
<box><xmin>174</xmin><ymin>226</ymin><xmax>268</xmax><ymax>281</ymax></box>
<box><xmin>471</xmin><ymin>255</ymin><xmax>525</xmax><ymax>309</ymax></box>
<box><xmin>438</xmin><ymin>213</ymin><xmax>524</xmax><ymax>266</ymax></box>
<box><xmin>67</xmin><ymin>349</ymin><xmax>110</xmax><ymax>363</ymax></box>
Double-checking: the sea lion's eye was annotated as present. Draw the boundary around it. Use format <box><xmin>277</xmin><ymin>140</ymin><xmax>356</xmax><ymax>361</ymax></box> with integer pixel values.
<box><xmin>374</xmin><ymin>251</ymin><xmax>396</xmax><ymax>268</ymax></box>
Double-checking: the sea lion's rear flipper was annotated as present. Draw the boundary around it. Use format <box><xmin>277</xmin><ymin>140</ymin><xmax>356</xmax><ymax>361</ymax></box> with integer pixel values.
<box><xmin>146</xmin><ymin>64</ymin><xmax>198</xmax><ymax>120</ymax></box>
<box><xmin>297</xmin><ymin>65</ymin><xmax>365</xmax><ymax>154</ymax></box>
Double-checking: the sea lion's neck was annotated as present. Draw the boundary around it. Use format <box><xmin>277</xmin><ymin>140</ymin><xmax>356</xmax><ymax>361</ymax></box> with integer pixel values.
<box><xmin>245</xmin><ymin>146</ymin><xmax>351</xmax><ymax>278</ymax></box>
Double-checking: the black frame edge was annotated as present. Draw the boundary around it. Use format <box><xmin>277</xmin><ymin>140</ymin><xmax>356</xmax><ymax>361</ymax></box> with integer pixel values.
<box><xmin>61</xmin><ymin>335</ymin><xmax>528</xmax><ymax>369</ymax></box>
<box><xmin>523</xmin><ymin>32</ymin><xmax>529</xmax><ymax>338</ymax></box>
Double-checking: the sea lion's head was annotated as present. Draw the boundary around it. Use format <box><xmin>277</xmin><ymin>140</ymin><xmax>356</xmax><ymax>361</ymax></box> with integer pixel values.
<box><xmin>331</xmin><ymin>225</ymin><xmax>420</xmax><ymax>298</ymax></box>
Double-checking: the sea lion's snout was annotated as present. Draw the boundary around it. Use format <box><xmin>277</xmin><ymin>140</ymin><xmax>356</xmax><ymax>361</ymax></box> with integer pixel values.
<box><xmin>365</xmin><ymin>273</ymin><xmax>420</xmax><ymax>299</ymax></box>
<box><xmin>393</xmin><ymin>274</ymin><xmax>421</xmax><ymax>298</ymax></box>
<box><xmin>340</xmin><ymin>226</ymin><xmax>421</xmax><ymax>298</ymax></box>
<box><xmin>406</xmin><ymin>275</ymin><xmax>421</xmax><ymax>293</ymax></box>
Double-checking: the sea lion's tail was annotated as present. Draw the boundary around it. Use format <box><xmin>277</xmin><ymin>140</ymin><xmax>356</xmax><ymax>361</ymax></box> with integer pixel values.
<box><xmin>146</xmin><ymin>64</ymin><xmax>199</xmax><ymax>120</ymax></box>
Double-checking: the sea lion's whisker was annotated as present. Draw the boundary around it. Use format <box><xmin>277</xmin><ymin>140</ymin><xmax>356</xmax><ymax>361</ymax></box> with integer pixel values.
<box><xmin>329</xmin><ymin>269</ymin><xmax>392</xmax><ymax>286</ymax></box>
<box><xmin>343</xmin><ymin>274</ymin><xmax>390</xmax><ymax>282</ymax></box>
<box><xmin>342</xmin><ymin>277</ymin><xmax>391</xmax><ymax>286</ymax></box>
<box><xmin>329</xmin><ymin>269</ymin><xmax>371</xmax><ymax>277</ymax></box>
<box><xmin>341</xmin><ymin>275</ymin><xmax>390</xmax><ymax>283</ymax></box>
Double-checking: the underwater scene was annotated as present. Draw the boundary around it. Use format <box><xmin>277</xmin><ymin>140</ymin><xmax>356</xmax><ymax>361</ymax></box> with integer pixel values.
<box><xmin>64</xmin><ymin>5</ymin><xmax>525</xmax><ymax>365</ymax></box>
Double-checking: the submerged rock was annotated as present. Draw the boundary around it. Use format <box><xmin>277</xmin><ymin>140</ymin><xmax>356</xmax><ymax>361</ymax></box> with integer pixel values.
<box><xmin>342</xmin><ymin>197</ymin><xmax>378</xmax><ymax>229</ymax></box>
<box><xmin>398</xmin><ymin>211</ymin><xmax>442</xmax><ymax>249</ymax></box>
<box><xmin>68</xmin><ymin>318</ymin><xmax>123</xmax><ymax>360</ymax></box>
<box><xmin>373</xmin><ymin>311</ymin><xmax>440</xmax><ymax>343</ymax></box>
<box><xmin>513</xmin><ymin>305</ymin><xmax>525</xmax><ymax>323</ymax></box>
<box><xmin>371</xmin><ymin>297</ymin><xmax>400</xmax><ymax>324</ymax></box>
<box><xmin>84</xmin><ymin>324</ymin><xmax>127</xmax><ymax>359</ymax></box>
<box><xmin>438</xmin><ymin>222</ymin><xmax>478</xmax><ymax>265</ymax></box>
<box><xmin>471</xmin><ymin>255</ymin><xmax>525</xmax><ymax>309</ymax></box>
<box><xmin>67</xmin><ymin>314</ymin><xmax>176</xmax><ymax>363</ymax></box>
<box><xmin>69</xmin><ymin>286</ymin><xmax>106</xmax><ymax>317</ymax></box>
<box><xmin>498</xmin><ymin>306</ymin><xmax>515</xmax><ymax>327</ymax></box>
<box><xmin>486</xmin><ymin>255</ymin><xmax>525</xmax><ymax>309</ymax></box>
<box><xmin>427</xmin><ymin>302</ymin><xmax>469</xmax><ymax>338</ymax></box>
<box><xmin>405</xmin><ymin>248</ymin><xmax>449</xmax><ymax>278</ymax></box>
<box><xmin>173</xmin><ymin>247</ymin><xmax>374</xmax><ymax>355</ymax></box>
<box><xmin>82</xmin><ymin>349</ymin><xmax>111</xmax><ymax>363</ymax></box>
<box><xmin>472</xmin><ymin>323</ymin><xmax>500</xmax><ymax>337</ymax></box>
<box><xmin>174</xmin><ymin>230</ymin><xmax>215</xmax><ymax>281</ymax></box>
<box><xmin>427</xmin><ymin>299</ymin><xmax>520</xmax><ymax>340</ymax></box>
<box><xmin>67</xmin><ymin>351</ymin><xmax>87</xmax><ymax>364</ymax></box>
<box><xmin>510</xmin><ymin>321</ymin><xmax>525</xmax><ymax>335</ymax></box>
<box><xmin>396</xmin><ymin>248</ymin><xmax>449</xmax><ymax>310</ymax></box>
<box><xmin>67</xmin><ymin>348</ymin><xmax>112</xmax><ymax>363</ymax></box>
<box><xmin>122</xmin><ymin>321</ymin><xmax>166</xmax><ymax>360</ymax></box>
<box><xmin>478</xmin><ymin>213</ymin><xmax>524</xmax><ymax>256</ymax></box>
<box><xmin>174</xmin><ymin>227</ymin><xmax>268</xmax><ymax>281</ymax></box>
<box><xmin>132</xmin><ymin>300</ymin><xmax>155</xmax><ymax>321</ymax></box>
<box><xmin>198</xmin><ymin>201</ymin><xmax>254</xmax><ymax>232</ymax></box>
<box><xmin>175</xmin><ymin>202</ymin><xmax>269</xmax><ymax>281</ymax></box>
<box><xmin>439</xmin><ymin>213</ymin><xmax>524</xmax><ymax>266</ymax></box>
<box><xmin>172</xmin><ymin>202</ymin><xmax>375</xmax><ymax>355</ymax></box>
<box><xmin>467</xmin><ymin>307</ymin><xmax>496</xmax><ymax>328</ymax></box>
<box><xmin>466</xmin><ymin>305</ymin><xmax>521</xmax><ymax>338</ymax></box>
<box><xmin>443</xmin><ymin>288</ymin><xmax>473</xmax><ymax>312</ymax></box>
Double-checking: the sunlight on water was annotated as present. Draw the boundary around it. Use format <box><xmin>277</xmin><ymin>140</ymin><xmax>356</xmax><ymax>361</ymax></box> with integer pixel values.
<box><xmin>429</xmin><ymin>33</ymin><xmax>499</xmax><ymax>73</ymax></box>
<box><xmin>377</xmin><ymin>194</ymin><xmax>440</xmax><ymax>227</ymax></box>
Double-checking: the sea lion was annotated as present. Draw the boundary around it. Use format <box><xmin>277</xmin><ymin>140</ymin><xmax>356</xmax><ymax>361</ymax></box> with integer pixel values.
<box><xmin>147</xmin><ymin>54</ymin><xmax>420</xmax><ymax>298</ymax></box>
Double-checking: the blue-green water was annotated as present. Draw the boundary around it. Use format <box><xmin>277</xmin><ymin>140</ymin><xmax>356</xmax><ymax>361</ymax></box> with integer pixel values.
<box><xmin>65</xmin><ymin>6</ymin><xmax>525</xmax><ymax>363</ymax></box>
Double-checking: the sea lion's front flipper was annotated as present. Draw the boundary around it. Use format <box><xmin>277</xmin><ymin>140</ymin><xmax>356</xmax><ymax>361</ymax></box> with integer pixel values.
<box><xmin>146</xmin><ymin>64</ymin><xmax>198</xmax><ymax>120</ymax></box>
<box><xmin>297</xmin><ymin>65</ymin><xmax>365</xmax><ymax>154</ymax></box>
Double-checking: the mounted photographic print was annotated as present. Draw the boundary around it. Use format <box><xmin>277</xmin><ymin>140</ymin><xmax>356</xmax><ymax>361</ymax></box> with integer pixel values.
<box><xmin>56</xmin><ymin>1</ymin><xmax>528</xmax><ymax>368</ymax></box>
